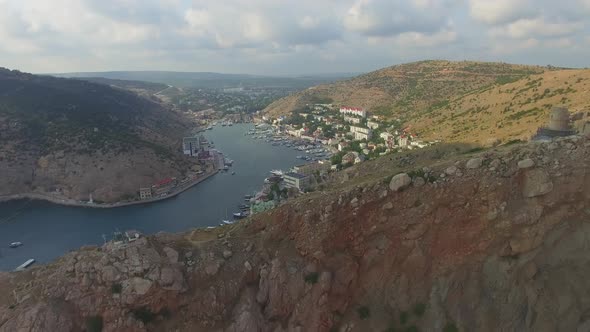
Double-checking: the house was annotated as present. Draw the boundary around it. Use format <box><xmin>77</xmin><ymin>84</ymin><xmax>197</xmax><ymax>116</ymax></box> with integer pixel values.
<box><xmin>367</xmin><ymin>121</ymin><xmax>380</xmax><ymax>129</ymax></box>
<box><xmin>349</xmin><ymin>126</ymin><xmax>373</xmax><ymax>141</ymax></box>
<box><xmin>343</xmin><ymin>115</ymin><xmax>361</xmax><ymax>124</ymax></box>
<box><xmin>139</xmin><ymin>187</ymin><xmax>152</xmax><ymax>200</ymax></box>
<box><xmin>399</xmin><ymin>135</ymin><xmax>409</xmax><ymax>147</ymax></box>
<box><xmin>339</xmin><ymin>107</ymin><xmax>367</xmax><ymax>117</ymax></box>
<box><xmin>153</xmin><ymin>177</ymin><xmax>177</xmax><ymax>195</ymax></box>
<box><xmin>380</xmin><ymin>132</ymin><xmax>393</xmax><ymax>141</ymax></box>
<box><xmin>342</xmin><ymin>151</ymin><xmax>364</xmax><ymax>164</ymax></box>
<box><xmin>182</xmin><ymin>136</ymin><xmax>201</xmax><ymax>157</ymax></box>
<box><xmin>338</xmin><ymin>141</ymin><xmax>349</xmax><ymax>151</ymax></box>
<box><xmin>283</xmin><ymin>172</ymin><xmax>311</xmax><ymax>191</ymax></box>
<box><xmin>342</xmin><ymin>152</ymin><xmax>357</xmax><ymax>165</ymax></box>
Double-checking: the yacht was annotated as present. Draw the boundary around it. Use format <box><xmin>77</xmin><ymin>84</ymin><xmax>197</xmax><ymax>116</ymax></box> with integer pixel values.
<box><xmin>9</xmin><ymin>242</ymin><xmax>23</xmax><ymax>248</ymax></box>
<box><xmin>233</xmin><ymin>212</ymin><xmax>248</xmax><ymax>219</ymax></box>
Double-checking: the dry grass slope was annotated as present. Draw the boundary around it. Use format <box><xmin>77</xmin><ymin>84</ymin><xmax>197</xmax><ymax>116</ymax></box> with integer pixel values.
<box><xmin>263</xmin><ymin>60</ymin><xmax>546</xmax><ymax>121</ymax></box>
<box><xmin>411</xmin><ymin>69</ymin><xmax>590</xmax><ymax>145</ymax></box>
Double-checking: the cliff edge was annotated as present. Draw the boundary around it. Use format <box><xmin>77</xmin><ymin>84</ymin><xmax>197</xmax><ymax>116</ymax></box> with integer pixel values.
<box><xmin>1</xmin><ymin>135</ymin><xmax>589</xmax><ymax>331</ymax></box>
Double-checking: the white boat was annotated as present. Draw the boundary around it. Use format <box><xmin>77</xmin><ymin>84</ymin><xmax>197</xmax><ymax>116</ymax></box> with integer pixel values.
<box><xmin>270</xmin><ymin>170</ymin><xmax>284</xmax><ymax>176</ymax></box>
<box><xmin>9</xmin><ymin>242</ymin><xmax>22</xmax><ymax>248</ymax></box>
<box><xmin>15</xmin><ymin>259</ymin><xmax>35</xmax><ymax>271</ymax></box>
<box><xmin>233</xmin><ymin>212</ymin><xmax>248</xmax><ymax>219</ymax></box>
<box><xmin>222</xmin><ymin>220</ymin><xmax>234</xmax><ymax>225</ymax></box>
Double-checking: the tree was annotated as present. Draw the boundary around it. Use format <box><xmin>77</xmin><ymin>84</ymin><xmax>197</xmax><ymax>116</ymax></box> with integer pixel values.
<box><xmin>331</xmin><ymin>152</ymin><xmax>344</xmax><ymax>165</ymax></box>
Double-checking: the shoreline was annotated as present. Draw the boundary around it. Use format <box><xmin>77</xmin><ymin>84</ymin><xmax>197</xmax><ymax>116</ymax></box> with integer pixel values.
<box><xmin>0</xmin><ymin>170</ymin><xmax>219</xmax><ymax>209</ymax></box>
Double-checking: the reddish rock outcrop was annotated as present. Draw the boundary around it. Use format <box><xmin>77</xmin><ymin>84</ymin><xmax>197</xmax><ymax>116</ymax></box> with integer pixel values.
<box><xmin>1</xmin><ymin>135</ymin><xmax>589</xmax><ymax>332</ymax></box>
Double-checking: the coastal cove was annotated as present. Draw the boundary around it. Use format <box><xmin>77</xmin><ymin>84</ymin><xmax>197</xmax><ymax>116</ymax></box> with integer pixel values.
<box><xmin>0</xmin><ymin>124</ymin><xmax>301</xmax><ymax>271</ymax></box>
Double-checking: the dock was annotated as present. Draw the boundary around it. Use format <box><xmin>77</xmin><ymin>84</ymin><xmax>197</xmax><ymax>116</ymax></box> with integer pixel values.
<box><xmin>15</xmin><ymin>259</ymin><xmax>35</xmax><ymax>271</ymax></box>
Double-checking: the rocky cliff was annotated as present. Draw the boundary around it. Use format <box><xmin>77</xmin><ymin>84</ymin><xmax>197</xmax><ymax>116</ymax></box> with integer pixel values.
<box><xmin>1</xmin><ymin>135</ymin><xmax>589</xmax><ymax>332</ymax></box>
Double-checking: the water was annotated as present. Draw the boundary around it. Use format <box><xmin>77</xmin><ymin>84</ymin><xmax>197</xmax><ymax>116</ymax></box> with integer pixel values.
<box><xmin>0</xmin><ymin>124</ymin><xmax>300</xmax><ymax>271</ymax></box>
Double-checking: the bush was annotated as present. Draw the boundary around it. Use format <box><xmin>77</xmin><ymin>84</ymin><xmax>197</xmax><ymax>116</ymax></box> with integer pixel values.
<box><xmin>443</xmin><ymin>323</ymin><xmax>459</xmax><ymax>332</ymax></box>
<box><xmin>404</xmin><ymin>326</ymin><xmax>419</xmax><ymax>332</ymax></box>
<box><xmin>132</xmin><ymin>307</ymin><xmax>156</xmax><ymax>324</ymax></box>
<box><xmin>400</xmin><ymin>311</ymin><xmax>408</xmax><ymax>325</ymax></box>
<box><xmin>86</xmin><ymin>316</ymin><xmax>103</xmax><ymax>332</ymax></box>
<box><xmin>304</xmin><ymin>272</ymin><xmax>319</xmax><ymax>284</ymax></box>
<box><xmin>357</xmin><ymin>306</ymin><xmax>371</xmax><ymax>320</ymax></box>
<box><xmin>111</xmin><ymin>283</ymin><xmax>122</xmax><ymax>294</ymax></box>
<box><xmin>413</xmin><ymin>303</ymin><xmax>426</xmax><ymax>317</ymax></box>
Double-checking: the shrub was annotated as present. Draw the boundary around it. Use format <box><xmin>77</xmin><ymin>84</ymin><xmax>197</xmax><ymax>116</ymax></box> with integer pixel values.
<box><xmin>405</xmin><ymin>326</ymin><xmax>419</xmax><ymax>332</ymax></box>
<box><xmin>443</xmin><ymin>323</ymin><xmax>459</xmax><ymax>332</ymax></box>
<box><xmin>400</xmin><ymin>311</ymin><xmax>408</xmax><ymax>325</ymax></box>
<box><xmin>111</xmin><ymin>283</ymin><xmax>122</xmax><ymax>294</ymax></box>
<box><xmin>413</xmin><ymin>303</ymin><xmax>426</xmax><ymax>317</ymax></box>
<box><xmin>132</xmin><ymin>307</ymin><xmax>156</xmax><ymax>324</ymax></box>
<box><xmin>304</xmin><ymin>272</ymin><xmax>319</xmax><ymax>284</ymax></box>
<box><xmin>86</xmin><ymin>316</ymin><xmax>103</xmax><ymax>332</ymax></box>
<box><xmin>357</xmin><ymin>306</ymin><xmax>371</xmax><ymax>320</ymax></box>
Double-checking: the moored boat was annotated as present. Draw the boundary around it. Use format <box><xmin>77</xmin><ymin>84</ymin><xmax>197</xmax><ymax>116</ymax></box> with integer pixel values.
<box><xmin>9</xmin><ymin>242</ymin><xmax>22</xmax><ymax>248</ymax></box>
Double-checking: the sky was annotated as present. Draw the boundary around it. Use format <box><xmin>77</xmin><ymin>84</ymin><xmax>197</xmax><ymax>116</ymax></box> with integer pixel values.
<box><xmin>0</xmin><ymin>0</ymin><xmax>589</xmax><ymax>75</ymax></box>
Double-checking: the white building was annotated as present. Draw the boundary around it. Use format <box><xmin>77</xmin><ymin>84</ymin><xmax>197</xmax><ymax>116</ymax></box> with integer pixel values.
<box><xmin>349</xmin><ymin>126</ymin><xmax>373</xmax><ymax>141</ymax></box>
<box><xmin>399</xmin><ymin>135</ymin><xmax>409</xmax><ymax>147</ymax></box>
<box><xmin>283</xmin><ymin>172</ymin><xmax>311</xmax><ymax>191</ymax></box>
<box><xmin>339</xmin><ymin>107</ymin><xmax>367</xmax><ymax>118</ymax></box>
<box><xmin>367</xmin><ymin>121</ymin><xmax>380</xmax><ymax>129</ymax></box>
<box><xmin>343</xmin><ymin>115</ymin><xmax>362</xmax><ymax>124</ymax></box>
<box><xmin>182</xmin><ymin>136</ymin><xmax>201</xmax><ymax>157</ymax></box>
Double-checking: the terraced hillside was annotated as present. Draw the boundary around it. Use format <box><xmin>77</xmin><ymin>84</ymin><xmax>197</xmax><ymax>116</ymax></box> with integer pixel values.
<box><xmin>263</xmin><ymin>60</ymin><xmax>546</xmax><ymax>120</ymax></box>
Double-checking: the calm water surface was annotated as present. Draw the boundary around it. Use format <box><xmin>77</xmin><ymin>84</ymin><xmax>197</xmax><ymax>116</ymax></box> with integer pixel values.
<box><xmin>0</xmin><ymin>124</ymin><xmax>299</xmax><ymax>270</ymax></box>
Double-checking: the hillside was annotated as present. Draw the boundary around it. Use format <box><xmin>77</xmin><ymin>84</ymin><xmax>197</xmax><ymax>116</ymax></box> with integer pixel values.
<box><xmin>0</xmin><ymin>68</ymin><xmax>192</xmax><ymax>202</ymax></box>
<box><xmin>55</xmin><ymin>71</ymin><xmax>355</xmax><ymax>89</ymax></box>
<box><xmin>0</xmin><ymin>135</ymin><xmax>589</xmax><ymax>331</ymax></box>
<box><xmin>71</xmin><ymin>77</ymin><xmax>170</xmax><ymax>96</ymax></box>
<box><xmin>263</xmin><ymin>60</ymin><xmax>546</xmax><ymax>119</ymax></box>
<box><xmin>411</xmin><ymin>69</ymin><xmax>590</xmax><ymax>144</ymax></box>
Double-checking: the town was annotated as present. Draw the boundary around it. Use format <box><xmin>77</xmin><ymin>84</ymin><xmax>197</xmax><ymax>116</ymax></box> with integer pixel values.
<box><xmin>196</xmin><ymin>103</ymin><xmax>441</xmax><ymax>221</ymax></box>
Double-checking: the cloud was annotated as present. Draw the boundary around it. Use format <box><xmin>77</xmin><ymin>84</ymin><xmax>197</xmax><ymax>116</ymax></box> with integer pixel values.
<box><xmin>468</xmin><ymin>0</ymin><xmax>535</xmax><ymax>25</ymax></box>
<box><xmin>345</xmin><ymin>0</ymin><xmax>455</xmax><ymax>37</ymax></box>
<box><xmin>490</xmin><ymin>18</ymin><xmax>584</xmax><ymax>39</ymax></box>
<box><xmin>0</xmin><ymin>0</ymin><xmax>588</xmax><ymax>74</ymax></box>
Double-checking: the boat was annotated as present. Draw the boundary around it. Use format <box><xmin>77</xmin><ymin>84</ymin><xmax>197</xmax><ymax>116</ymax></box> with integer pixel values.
<box><xmin>231</xmin><ymin>171</ymin><xmax>235</xmax><ymax>175</ymax></box>
<box><xmin>222</xmin><ymin>220</ymin><xmax>234</xmax><ymax>225</ymax></box>
<box><xmin>233</xmin><ymin>212</ymin><xmax>248</xmax><ymax>219</ymax></box>
<box><xmin>9</xmin><ymin>242</ymin><xmax>22</xmax><ymax>248</ymax></box>
<box><xmin>223</xmin><ymin>165</ymin><xmax>229</xmax><ymax>171</ymax></box>
<box><xmin>244</xmin><ymin>194</ymin><xmax>253</xmax><ymax>199</ymax></box>
<box><xmin>270</xmin><ymin>170</ymin><xmax>283</xmax><ymax>176</ymax></box>
<box><xmin>15</xmin><ymin>259</ymin><xmax>35</xmax><ymax>271</ymax></box>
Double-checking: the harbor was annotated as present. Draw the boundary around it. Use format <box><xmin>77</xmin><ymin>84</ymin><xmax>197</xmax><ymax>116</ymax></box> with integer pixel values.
<box><xmin>0</xmin><ymin>123</ymin><xmax>302</xmax><ymax>271</ymax></box>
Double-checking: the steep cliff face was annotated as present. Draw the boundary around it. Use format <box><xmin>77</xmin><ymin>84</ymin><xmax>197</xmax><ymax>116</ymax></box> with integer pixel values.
<box><xmin>1</xmin><ymin>135</ymin><xmax>589</xmax><ymax>332</ymax></box>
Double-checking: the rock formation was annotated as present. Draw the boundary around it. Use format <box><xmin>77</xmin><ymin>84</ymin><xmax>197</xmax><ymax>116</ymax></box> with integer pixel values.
<box><xmin>1</xmin><ymin>135</ymin><xmax>589</xmax><ymax>332</ymax></box>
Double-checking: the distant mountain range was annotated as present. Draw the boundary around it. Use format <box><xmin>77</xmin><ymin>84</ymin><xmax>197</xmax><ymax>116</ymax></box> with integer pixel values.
<box><xmin>51</xmin><ymin>71</ymin><xmax>360</xmax><ymax>89</ymax></box>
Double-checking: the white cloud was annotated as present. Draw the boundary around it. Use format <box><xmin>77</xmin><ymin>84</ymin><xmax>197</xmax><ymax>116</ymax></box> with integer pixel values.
<box><xmin>468</xmin><ymin>0</ymin><xmax>534</xmax><ymax>25</ymax></box>
<box><xmin>0</xmin><ymin>0</ymin><xmax>589</xmax><ymax>74</ymax></box>
<box><xmin>490</xmin><ymin>18</ymin><xmax>584</xmax><ymax>39</ymax></box>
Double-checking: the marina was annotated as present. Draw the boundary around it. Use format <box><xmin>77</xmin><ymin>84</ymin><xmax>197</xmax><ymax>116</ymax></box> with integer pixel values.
<box><xmin>0</xmin><ymin>124</ymin><xmax>302</xmax><ymax>271</ymax></box>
